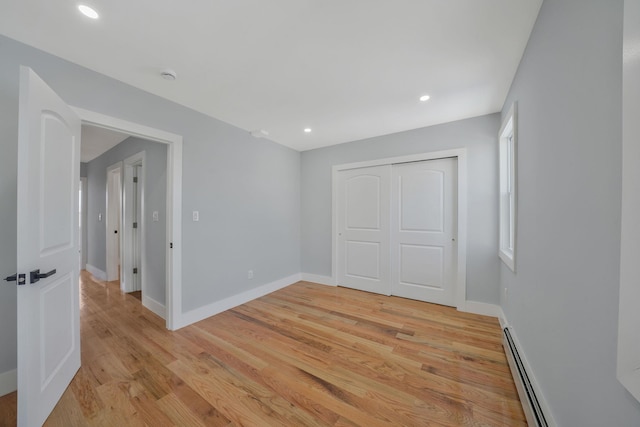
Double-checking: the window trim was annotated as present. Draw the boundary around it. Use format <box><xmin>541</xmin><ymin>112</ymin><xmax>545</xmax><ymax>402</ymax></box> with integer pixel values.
<box><xmin>499</xmin><ymin>103</ymin><xmax>517</xmax><ymax>272</ymax></box>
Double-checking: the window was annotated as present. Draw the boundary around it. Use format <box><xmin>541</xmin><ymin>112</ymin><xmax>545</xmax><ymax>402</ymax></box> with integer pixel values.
<box><xmin>499</xmin><ymin>103</ymin><xmax>517</xmax><ymax>271</ymax></box>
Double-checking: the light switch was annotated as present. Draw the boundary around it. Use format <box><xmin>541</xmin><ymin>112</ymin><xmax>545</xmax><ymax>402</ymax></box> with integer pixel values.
<box><xmin>153</xmin><ymin>211</ymin><xmax>159</xmax><ymax>222</ymax></box>
<box><xmin>192</xmin><ymin>211</ymin><xmax>199</xmax><ymax>221</ymax></box>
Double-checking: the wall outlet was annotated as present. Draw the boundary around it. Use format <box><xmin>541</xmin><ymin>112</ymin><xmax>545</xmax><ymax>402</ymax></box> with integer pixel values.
<box><xmin>192</xmin><ymin>211</ymin><xmax>199</xmax><ymax>221</ymax></box>
<box><xmin>248</xmin><ymin>270</ymin><xmax>254</xmax><ymax>279</ymax></box>
<box><xmin>153</xmin><ymin>211</ymin><xmax>159</xmax><ymax>222</ymax></box>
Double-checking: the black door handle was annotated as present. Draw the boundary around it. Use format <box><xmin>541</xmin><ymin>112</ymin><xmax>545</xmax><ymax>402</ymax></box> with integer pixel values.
<box><xmin>4</xmin><ymin>273</ymin><xmax>26</xmax><ymax>285</ymax></box>
<box><xmin>30</xmin><ymin>269</ymin><xmax>56</xmax><ymax>284</ymax></box>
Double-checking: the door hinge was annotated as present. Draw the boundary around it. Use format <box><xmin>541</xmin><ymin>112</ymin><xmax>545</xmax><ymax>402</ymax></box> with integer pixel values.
<box><xmin>133</xmin><ymin>177</ymin><xmax>138</xmax><ymax>183</ymax></box>
<box><xmin>133</xmin><ymin>268</ymin><xmax>138</xmax><ymax>274</ymax></box>
<box><xmin>133</xmin><ymin>222</ymin><xmax>138</xmax><ymax>229</ymax></box>
<box><xmin>4</xmin><ymin>273</ymin><xmax>26</xmax><ymax>285</ymax></box>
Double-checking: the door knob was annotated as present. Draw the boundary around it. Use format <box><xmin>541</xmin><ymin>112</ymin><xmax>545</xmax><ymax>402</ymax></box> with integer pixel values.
<box><xmin>30</xmin><ymin>269</ymin><xmax>56</xmax><ymax>284</ymax></box>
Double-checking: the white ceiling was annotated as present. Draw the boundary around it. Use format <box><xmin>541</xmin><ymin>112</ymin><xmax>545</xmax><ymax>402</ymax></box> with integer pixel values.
<box><xmin>0</xmin><ymin>0</ymin><xmax>542</xmax><ymax>151</ymax></box>
<box><xmin>81</xmin><ymin>125</ymin><xmax>129</xmax><ymax>162</ymax></box>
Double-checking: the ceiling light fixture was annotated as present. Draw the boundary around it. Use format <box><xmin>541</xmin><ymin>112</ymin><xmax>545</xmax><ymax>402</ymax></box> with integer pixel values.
<box><xmin>160</xmin><ymin>68</ymin><xmax>177</xmax><ymax>81</ymax></box>
<box><xmin>419</xmin><ymin>94</ymin><xmax>431</xmax><ymax>102</ymax></box>
<box><xmin>304</xmin><ymin>128</ymin><xmax>312</xmax><ymax>133</ymax></box>
<box><xmin>78</xmin><ymin>4</ymin><xmax>99</xmax><ymax>19</ymax></box>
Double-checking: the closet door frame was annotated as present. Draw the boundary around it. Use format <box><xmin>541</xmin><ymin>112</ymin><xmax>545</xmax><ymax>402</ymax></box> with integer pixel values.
<box><xmin>332</xmin><ymin>148</ymin><xmax>468</xmax><ymax>310</ymax></box>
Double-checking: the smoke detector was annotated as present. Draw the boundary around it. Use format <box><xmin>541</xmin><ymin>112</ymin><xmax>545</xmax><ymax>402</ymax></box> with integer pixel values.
<box><xmin>160</xmin><ymin>68</ymin><xmax>177</xmax><ymax>81</ymax></box>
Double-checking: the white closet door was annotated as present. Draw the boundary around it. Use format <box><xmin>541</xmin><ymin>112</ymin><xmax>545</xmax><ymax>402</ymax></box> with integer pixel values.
<box><xmin>391</xmin><ymin>158</ymin><xmax>457</xmax><ymax>306</ymax></box>
<box><xmin>337</xmin><ymin>165</ymin><xmax>391</xmax><ymax>295</ymax></box>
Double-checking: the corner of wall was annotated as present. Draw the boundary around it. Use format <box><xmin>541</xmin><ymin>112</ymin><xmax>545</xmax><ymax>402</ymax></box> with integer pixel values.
<box><xmin>0</xmin><ymin>369</ymin><xmax>17</xmax><ymax>397</ymax></box>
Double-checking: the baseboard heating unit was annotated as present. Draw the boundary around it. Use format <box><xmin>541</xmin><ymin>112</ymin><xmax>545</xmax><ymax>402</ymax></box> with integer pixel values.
<box><xmin>503</xmin><ymin>327</ymin><xmax>549</xmax><ymax>427</ymax></box>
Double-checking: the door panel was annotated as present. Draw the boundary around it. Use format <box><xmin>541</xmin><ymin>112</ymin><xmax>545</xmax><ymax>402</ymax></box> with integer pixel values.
<box><xmin>391</xmin><ymin>158</ymin><xmax>457</xmax><ymax>305</ymax></box>
<box><xmin>346</xmin><ymin>176</ymin><xmax>381</xmax><ymax>229</ymax></box>
<box><xmin>400</xmin><ymin>169</ymin><xmax>445</xmax><ymax>232</ymax></box>
<box><xmin>17</xmin><ymin>66</ymin><xmax>81</xmax><ymax>426</ymax></box>
<box><xmin>346</xmin><ymin>241</ymin><xmax>381</xmax><ymax>280</ymax></box>
<box><xmin>337</xmin><ymin>166</ymin><xmax>390</xmax><ymax>294</ymax></box>
<box><xmin>41</xmin><ymin>273</ymin><xmax>75</xmax><ymax>386</ymax></box>
<box><xmin>41</xmin><ymin>114</ymin><xmax>74</xmax><ymax>252</ymax></box>
<box><xmin>399</xmin><ymin>244</ymin><xmax>444</xmax><ymax>287</ymax></box>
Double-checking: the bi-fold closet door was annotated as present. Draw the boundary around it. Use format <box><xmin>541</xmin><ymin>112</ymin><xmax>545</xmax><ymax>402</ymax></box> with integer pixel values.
<box><xmin>336</xmin><ymin>157</ymin><xmax>457</xmax><ymax>306</ymax></box>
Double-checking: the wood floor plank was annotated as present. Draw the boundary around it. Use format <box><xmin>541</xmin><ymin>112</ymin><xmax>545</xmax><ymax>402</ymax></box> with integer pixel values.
<box><xmin>0</xmin><ymin>272</ymin><xmax>526</xmax><ymax>426</ymax></box>
<box><xmin>0</xmin><ymin>392</ymin><xmax>16</xmax><ymax>427</ymax></box>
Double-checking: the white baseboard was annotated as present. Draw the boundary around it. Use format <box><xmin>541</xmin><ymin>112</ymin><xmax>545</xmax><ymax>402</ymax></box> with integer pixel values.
<box><xmin>0</xmin><ymin>369</ymin><xmax>17</xmax><ymax>397</ymax></box>
<box><xmin>300</xmin><ymin>273</ymin><xmax>335</xmax><ymax>286</ymax></box>
<box><xmin>177</xmin><ymin>273</ymin><xmax>302</xmax><ymax>329</ymax></box>
<box><xmin>86</xmin><ymin>264</ymin><xmax>107</xmax><ymax>281</ymax></box>
<box><xmin>497</xmin><ymin>306</ymin><xmax>508</xmax><ymax>329</ymax></box>
<box><xmin>502</xmin><ymin>311</ymin><xmax>557</xmax><ymax>427</ymax></box>
<box><xmin>142</xmin><ymin>295</ymin><xmax>166</xmax><ymax>319</ymax></box>
<box><xmin>459</xmin><ymin>301</ymin><xmax>501</xmax><ymax>318</ymax></box>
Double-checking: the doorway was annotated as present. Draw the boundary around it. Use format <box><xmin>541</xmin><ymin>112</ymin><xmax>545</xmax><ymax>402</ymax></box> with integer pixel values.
<box><xmin>79</xmin><ymin>177</ymin><xmax>87</xmax><ymax>270</ymax></box>
<box><xmin>106</xmin><ymin>162</ymin><xmax>122</xmax><ymax>282</ymax></box>
<box><xmin>91</xmin><ymin>139</ymin><xmax>168</xmax><ymax>319</ymax></box>
<box><xmin>122</xmin><ymin>156</ymin><xmax>143</xmax><ymax>295</ymax></box>
<box><xmin>73</xmin><ymin>107</ymin><xmax>183</xmax><ymax>330</ymax></box>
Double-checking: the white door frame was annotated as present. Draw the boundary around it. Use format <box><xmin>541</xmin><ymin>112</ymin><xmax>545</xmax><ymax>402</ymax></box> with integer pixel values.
<box><xmin>80</xmin><ymin>177</ymin><xmax>88</xmax><ymax>270</ymax></box>
<box><xmin>106</xmin><ymin>162</ymin><xmax>123</xmax><ymax>282</ymax></box>
<box><xmin>332</xmin><ymin>148</ymin><xmax>468</xmax><ymax>310</ymax></box>
<box><xmin>121</xmin><ymin>151</ymin><xmax>145</xmax><ymax>295</ymax></box>
<box><xmin>72</xmin><ymin>107</ymin><xmax>183</xmax><ymax>331</ymax></box>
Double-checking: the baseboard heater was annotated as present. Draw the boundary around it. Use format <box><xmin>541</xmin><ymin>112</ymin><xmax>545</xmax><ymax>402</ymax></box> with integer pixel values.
<box><xmin>503</xmin><ymin>327</ymin><xmax>549</xmax><ymax>427</ymax></box>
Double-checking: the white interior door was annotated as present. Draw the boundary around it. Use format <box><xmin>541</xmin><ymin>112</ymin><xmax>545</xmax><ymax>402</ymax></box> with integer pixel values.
<box><xmin>17</xmin><ymin>66</ymin><xmax>81</xmax><ymax>426</ymax></box>
<box><xmin>132</xmin><ymin>163</ymin><xmax>142</xmax><ymax>292</ymax></box>
<box><xmin>337</xmin><ymin>165</ymin><xmax>391</xmax><ymax>295</ymax></box>
<box><xmin>391</xmin><ymin>158</ymin><xmax>457</xmax><ymax>305</ymax></box>
<box><xmin>122</xmin><ymin>153</ymin><xmax>144</xmax><ymax>294</ymax></box>
<box><xmin>106</xmin><ymin>163</ymin><xmax>122</xmax><ymax>282</ymax></box>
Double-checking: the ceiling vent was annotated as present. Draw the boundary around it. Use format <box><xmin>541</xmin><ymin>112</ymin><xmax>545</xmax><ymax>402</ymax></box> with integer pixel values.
<box><xmin>160</xmin><ymin>68</ymin><xmax>177</xmax><ymax>81</ymax></box>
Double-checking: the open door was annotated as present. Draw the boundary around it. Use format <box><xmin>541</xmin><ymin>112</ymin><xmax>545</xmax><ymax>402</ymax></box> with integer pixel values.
<box><xmin>16</xmin><ymin>66</ymin><xmax>81</xmax><ymax>426</ymax></box>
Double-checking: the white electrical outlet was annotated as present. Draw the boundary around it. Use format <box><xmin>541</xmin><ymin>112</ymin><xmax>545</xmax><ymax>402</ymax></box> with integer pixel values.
<box><xmin>192</xmin><ymin>211</ymin><xmax>199</xmax><ymax>221</ymax></box>
<box><xmin>248</xmin><ymin>270</ymin><xmax>254</xmax><ymax>279</ymax></box>
<box><xmin>153</xmin><ymin>211</ymin><xmax>159</xmax><ymax>222</ymax></box>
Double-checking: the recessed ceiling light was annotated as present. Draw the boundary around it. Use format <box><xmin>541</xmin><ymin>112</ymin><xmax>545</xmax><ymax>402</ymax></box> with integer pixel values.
<box><xmin>419</xmin><ymin>94</ymin><xmax>431</xmax><ymax>102</ymax></box>
<box><xmin>78</xmin><ymin>4</ymin><xmax>99</xmax><ymax>19</ymax></box>
<box><xmin>304</xmin><ymin>128</ymin><xmax>312</xmax><ymax>133</ymax></box>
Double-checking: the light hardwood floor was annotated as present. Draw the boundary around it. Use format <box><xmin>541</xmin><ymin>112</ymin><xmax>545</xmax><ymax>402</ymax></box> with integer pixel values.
<box><xmin>0</xmin><ymin>271</ymin><xmax>526</xmax><ymax>426</ymax></box>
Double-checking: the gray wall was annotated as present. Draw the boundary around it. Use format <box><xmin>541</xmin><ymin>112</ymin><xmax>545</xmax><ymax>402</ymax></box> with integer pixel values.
<box><xmin>85</xmin><ymin>137</ymin><xmax>167</xmax><ymax>304</ymax></box>
<box><xmin>0</xmin><ymin>35</ymin><xmax>301</xmax><ymax>376</ymax></box>
<box><xmin>301</xmin><ymin>114</ymin><xmax>500</xmax><ymax>304</ymax></box>
<box><xmin>0</xmin><ymin>48</ymin><xmax>18</xmax><ymax>374</ymax></box>
<box><xmin>80</xmin><ymin>162</ymin><xmax>87</xmax><ymax>178</ymax></box>
<box><xmin>500</xmin><ymin>0</ymin><xmax>640</xmax><ymax>425</ymax></box>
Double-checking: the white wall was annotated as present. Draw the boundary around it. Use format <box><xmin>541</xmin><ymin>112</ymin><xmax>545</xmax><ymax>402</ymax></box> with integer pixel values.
<box><xmin>0</xmin><ymin>35</ymin><xmax>301</xmax><ymax>377</ymax></box>
<box><xmin>301</xmin><ymin>114</ymin><xmax>500</xmax><ymax>304</ymax></box>
<box><xmin>500</xmin><ymin>0</ymin><xmax>640</xmax><ymax>424</ymax></box>
<box><xmin>85</xmin><ymin>137</ymin><xmax>167</xmax><ymax>304</ymax></box>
